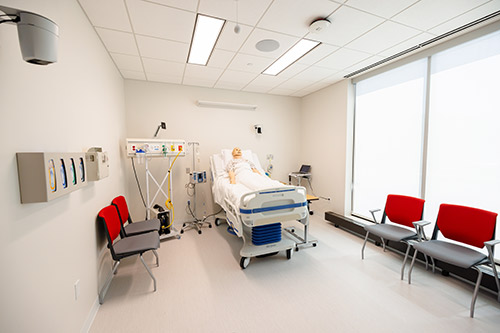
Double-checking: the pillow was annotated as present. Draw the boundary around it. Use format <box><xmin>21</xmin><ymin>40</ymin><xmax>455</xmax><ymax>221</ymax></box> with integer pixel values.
<box><xmin>221</xmin><ymin>149</ymin><xmax>254</xmax><ymax>168</ymax></box>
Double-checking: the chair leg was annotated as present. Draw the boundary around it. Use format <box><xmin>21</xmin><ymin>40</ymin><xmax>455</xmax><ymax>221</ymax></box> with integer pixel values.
<box><xmin>381</xmin><ymin>238</ymin><xmax>386</xmax><ymax>252</ymax></box>
<box><xmin>424</xmin><ymin>254</ymin><xmax>429</xmax><ymax>270</ymax></box>
<box><xmin>430</xmin><ymin>257</ymin><xmax>436</xmax><ymax>273</ymax></box>
<box><xmin>140</xmin><ymin>254</ymin><xmax>157</xmax><ymax>292</ymax></box>
<box><xmin>361</xmin><ymin>231</ymin><xmax>370</xmax><ymax>259</ymax></box>
<box><xmin>152</xmin><ymin>249</ymin><xmax>159</xmax><ymax>267</ymax></box>
<box><xmin>401</xmin><ymin>243</ymin><xmax>411</xmax><ymax>280</ymax></box>
<box><xmin>470</xmin><ymin>268</ymin><xmax>483</xmax><ymax>318</ymax></box>
<box><xmin>408</xmin><ymin>249</ymin><xmax>419</xmax><ymax>284</ymax></box>
<box><xmin>99</xmin><ymin>260</ymin><xmax>120</xmax><ymax>304</ymax></box>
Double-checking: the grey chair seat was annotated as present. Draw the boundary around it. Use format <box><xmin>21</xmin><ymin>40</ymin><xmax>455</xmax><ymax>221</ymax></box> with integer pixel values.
<box><xmin>124</xmin><ymin>218</ymin><xmax>161</xmax><ymax>236</ymax></box>
<box><xmin>114</xmin><ymin>231</ymin><xmax>160</xmax><ymax>257</ymax></box>
<box><xmin>364</xmin><ymin>224</ymin><xmax>417</xmax><ymax>242</ymax></box>
<box><xmin>413</xmin><ymin>240</ymin><xmax>486</xmax><ymax>269</ymax></box>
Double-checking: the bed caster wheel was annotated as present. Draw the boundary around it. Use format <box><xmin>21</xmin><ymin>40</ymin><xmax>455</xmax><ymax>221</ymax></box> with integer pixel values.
<box><xmin>215</xmin><ymin>219</ymin><xmax>221</xmax><ymax>226</ymax></box>
<box><xmin>290</xmin><ymin>228</ymin><xmax>295</xmax><ymax>233</ymax></box>
<box><xmin>182</xmin><ymin>223</ymin><xmax>186</xmax><ymax>227</ymax></box>
<box><xmin>295</xmin><ymin>247</ymin><xmax>299</xmax><ymax>252</ymax></box>
<box><xmin>240</xmin><ymin>257</ymin><xmax>250</xmax><ymax>269</ymax></box>
<box><xmin>208</xmin><ymin>224</ymin><xmax>212</xmax><ymax>228</ymax></box>
<box><xmin>286</xmin><ymin>248</ymin><xmax>293</xmax><ymax>259</ymax></box>
<box><xmin>313</xmin><ymin>243</ymin><xmax>317</xmax><ymax>247</ymax></box>
<box><xmin>180</xmin><ymin>229</ymin><xmax>184</xmax><ymax>234</ymax></box>
<box><xmin>309</xmin><ymin>211</ymin><xmax>314</xmax><ymax>215</ymax></box>
<box><xmin>198</xmin><ymin>230</ymin><xmax>202</xmax><ymax>235</ymax></box>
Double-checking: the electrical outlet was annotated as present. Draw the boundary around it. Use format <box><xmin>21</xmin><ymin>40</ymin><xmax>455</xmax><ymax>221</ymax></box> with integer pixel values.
<box><xmin>74</xmin><ymin>279</ymin><xmax>80</xmax><ymax>301</ymax></box>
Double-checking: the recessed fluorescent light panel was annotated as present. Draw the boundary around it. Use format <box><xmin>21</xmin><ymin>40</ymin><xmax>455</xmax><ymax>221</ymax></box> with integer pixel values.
<box><xmin>188</xmin><ymin>14</ymin><xmax>225</xmax><ymax>66</ymax></box>
<box><xmin>263</xmin><ymin>39</ymin><xmax>320</xmax><ymax>75</ymax></box>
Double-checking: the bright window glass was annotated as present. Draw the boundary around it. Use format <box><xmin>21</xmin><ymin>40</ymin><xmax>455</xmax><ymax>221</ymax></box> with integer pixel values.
<box><xmin>425</xmin><ymin>30</ymin><xmax>500</xmax><ymax>256</ymax></box>
<box><xmin>352</xmin><ymin>59</ymin><xmax>426</xmax><ymax>219</ymax></box>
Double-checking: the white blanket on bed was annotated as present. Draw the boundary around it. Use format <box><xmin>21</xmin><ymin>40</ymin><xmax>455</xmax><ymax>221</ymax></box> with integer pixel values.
<box><xmin>212</xmin><ymin>153</ymin><xmax>287</xmax><ymax>210</ymax></box>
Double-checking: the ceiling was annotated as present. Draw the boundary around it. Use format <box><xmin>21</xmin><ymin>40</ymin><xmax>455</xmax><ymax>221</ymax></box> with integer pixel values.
<box><xmin>77</xmin><ymin>0</ymin><xmax>500</xmax><ymax>97</ymax></box>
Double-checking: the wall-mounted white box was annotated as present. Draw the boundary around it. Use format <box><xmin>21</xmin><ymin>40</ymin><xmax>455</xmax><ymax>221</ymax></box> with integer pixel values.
<box><xmin>16</xmin><ymin>152</ymin><xmax>87</xmax><ymax>203</ymax></box>
<box><xmin>85</xmin><ymin>147</ymin><xmax>109</xmax><ymax>181</ymax></box>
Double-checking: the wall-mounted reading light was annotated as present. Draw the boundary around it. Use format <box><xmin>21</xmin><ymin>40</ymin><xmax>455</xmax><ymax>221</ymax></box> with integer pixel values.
<box><xmin>153</xmin><ymin>122</ymin><xmax>167</xmax><ymax>138</ymax></box>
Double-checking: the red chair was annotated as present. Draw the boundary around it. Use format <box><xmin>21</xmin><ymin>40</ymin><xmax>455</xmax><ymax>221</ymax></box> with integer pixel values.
<box><xmin>112</xmin><ymin>195</ymin><xmax>160</xmax><ymax>237</ymax></box>
<box><xmin>97</xmin><ymin>205</ymin><xmax>160</xmax><ymax>304</ymax></box>
<box><xmin>408</xmin><ymin>204</ymin><xmax>500</xmax><ymax>317</ymax></box>
<box><xmin>362</xmin><ymin>194</ymin><xmax>425</xmax><ymax>280</ymax></box>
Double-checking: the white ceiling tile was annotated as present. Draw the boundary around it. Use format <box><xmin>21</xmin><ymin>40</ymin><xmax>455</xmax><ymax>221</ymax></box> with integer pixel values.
<box><xmin>121</xmin><ymin>69</ymin><xmax>146</xmax><ymax>80</ymax></box>
<box><xmin>345</xmin><ymin>0</ymin><xmax>419</xmax><ymax>19</ymax></box>
<box><xmin>378</xmin><ymin>32</ymin><xmax>435</xmax><ymax>57</ymax></box>
<box><xmin>79</xmin><ymin>0</ymin><xmax>132</xmax><ymax>32</ymax></box>
<box><xmin>110</xmin><ymin>53</ymin><xmax>143</xmax><ymax>71</ymax></box>
<box><xmin>308</xmin><ymin>6</ymin><xmax>385</xmax><ymax>46</ymax></box>
<box><xmin>95</xmin><ymin>28</ymin><xmax>139</xmax><ymax>56</ymax></box>
<box><xmin>428</xmin><ymin>0</ymin><xmax>500</xmax><ymax>36</ymax></box>
<box><xmin>258</xmin><ymin>0</ymin><xmax>341</xmax><ymax>37</ymax></box>
<box><xmin>208</xmin><ymin>49</ymin><xmax>236</xmax><ymax>69</ymax></box>
<box><xmin>145</xmin><ymin>0</ymin><xmax>199</xmax><ymax>12</ymax></box>
<box><xmin>182</xmin><ymin>77</ymin><xmax>217</xmax><ymax>88</ymax></box>
<box><xmin>342</xmin><ymin>55</ymin><xmax>384</xmax><ymax>74</ymax></box>
<box><xmin>297</xmin><ymin>43</ymin><xmax>340</xmax><ymax>65</ymax></box>
<box><xmin>291</xmin><ymin>90</ymin><xmax>311</xmax><ymax>97</ymax></box>
<box><xmin>216</xmin><ymin>70</ymin><xmax>258</xmax><ymax>83</ymax></box>
<box><xmin>277</xmin><ymin>78</ymin><xmax>315</xmax><ymax>91</ymax></box>
<box><xmin>242</xmin><ymin>85</ymin><xmax>272</xmax><ymax>93</ymax></box>
<box><xmin>239</xmin><ymin>29</ymin><xmax>299</xmax><ymax>59</ymax></box>
<box><xmin>316</xmin><ymin>48</ymin><xmax>372</xmax><ymax>70</ymax></box>
<box><xmin>136</xmin><ymin>35</ymin><xmax>189</xmax><ymax>62</ymax></box>
<box><xmin>215</xmin><ymin>70</ymin><xmax>258</xmax><ymax>90</ymax></box>
<box><xmin>184</xmin><ymin>65</ymin><xmax>224</xmax><ymax>80</ymax></box>
<box><xmin>146</xmin><ymin>72</ymin><xmax>183</xmax><ymax>84</ymax></box>
<box><xmin>216</xmin><ymin>22</ymin><xmax>253</xmax><ymax>52</ymax></box>
<box><xmin>291</xmin><ymin>66</ymin><xmax>339</xmax><ymax>81</ymax></box>
<box><xmin>322</xmin><ymin>71</ymin><xmax>349</xmax><ymax>83</ymax></box>
<box><xmin>346</xmin><ymin>21</ymin><xmax>421</xmax><ymax>54</ymax></box>
<box><xmin>227</xmin><ymin>53</ymin><xmax>274</xmax><ymax>73</ymax></box>
<box><xmin>244</xmin><ymin>74</ymin><xmax>288</xmax><ymax>89</ymax></box>
<box><xmin>277</xmin><ymin>63</ymin><xmax>309</xmax><ymax>78</ymax></box>
<box><xmin>392</xmin><ymin>0</ymin><xmax>490</xmax><ymax>31</ymax></box>
<box><xmin>198</xmin><ymin>0</ymin><xmax>273</xmax><ymax>26</ymax></box>
<box><xmin>142</xmin><ymin>58</ymin><xmax>186</xmax><ymax>76</ymax></box>
<box><xmin>268</xmin><ymin>87</ymin><xmax>297</xmax><ymax>96</ymax></box>
<box><xmin>126</xmin><ymin>0</ymin><xmax>196</xmax><ymax>42</ymax></box>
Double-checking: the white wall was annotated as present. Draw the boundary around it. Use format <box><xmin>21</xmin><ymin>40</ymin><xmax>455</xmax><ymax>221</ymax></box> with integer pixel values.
<box><xmin>0</xmin><ymin>0</ymin><xmax>126</xmax><ymax>331</ymax></box>
<box><xmin>124</xmin><ymin>80</ymin><xmax>302</xmax><ymax>223</ymax></box>
<box><xmin>300</xmin><ymin>79</ymin><xmax>353</xmax><ymax>215</ymax></box>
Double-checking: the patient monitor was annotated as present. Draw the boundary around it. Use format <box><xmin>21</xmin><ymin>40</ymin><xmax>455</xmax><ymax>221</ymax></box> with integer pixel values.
<box><xmin>0</xmin><ymin>5</ymin><xmax>59</xmax><ymax>65</ymax></box>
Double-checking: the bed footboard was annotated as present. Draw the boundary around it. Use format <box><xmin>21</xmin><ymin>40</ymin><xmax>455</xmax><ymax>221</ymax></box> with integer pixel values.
<box><xmin>239</xmin><ymin>186</ymin><xmax>308</xmax><ymax>227</ymax></box>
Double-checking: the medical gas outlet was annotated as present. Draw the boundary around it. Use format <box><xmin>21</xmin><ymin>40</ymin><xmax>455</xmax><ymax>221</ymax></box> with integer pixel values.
<box><xmin>126</xmin><ymin>138</ymin><xmax>186</xmax><ymax>157</ymax></box>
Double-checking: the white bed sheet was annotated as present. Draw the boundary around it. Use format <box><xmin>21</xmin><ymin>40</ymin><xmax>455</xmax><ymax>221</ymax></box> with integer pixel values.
<box><xmin>211</xmin><ymin>151</ymin><xmax>288</xmax><ymax>211</ymax></box>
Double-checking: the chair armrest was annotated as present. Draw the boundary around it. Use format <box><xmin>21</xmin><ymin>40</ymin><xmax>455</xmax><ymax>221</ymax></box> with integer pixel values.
<box><xmin>484</xmin><ymin>240</ymin><xmax>500</xmax><ymax>247</ymax></box>
<box><xmin>413</xmin><ymin>220</ymin><xmax>431</xmax><ymax>241</ymax></box>
<box><xmin>369</xmin><ymin>209</ymin><xmax>381</xmax><ymax>223</ymax></box>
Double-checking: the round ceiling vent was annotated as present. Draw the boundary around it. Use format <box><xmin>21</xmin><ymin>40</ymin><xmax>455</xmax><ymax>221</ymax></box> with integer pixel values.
<box><xmin>255</xmin><ymin>39</ymin><xmax>280</xmax><ymax>52</ymax></box>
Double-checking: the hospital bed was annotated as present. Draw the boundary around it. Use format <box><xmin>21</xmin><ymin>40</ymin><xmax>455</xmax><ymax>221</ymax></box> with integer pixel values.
<box><xmin>210</xmin><ymin>150</ymin><xmax>315</xmax><ymax>268</ymax></box>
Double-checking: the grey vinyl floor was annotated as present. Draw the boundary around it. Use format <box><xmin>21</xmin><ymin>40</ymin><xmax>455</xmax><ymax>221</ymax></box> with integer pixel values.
<box><xmin>90</xmin><ymin>211</ymin><xmax>500</xmax><ymax>332</ymax></box>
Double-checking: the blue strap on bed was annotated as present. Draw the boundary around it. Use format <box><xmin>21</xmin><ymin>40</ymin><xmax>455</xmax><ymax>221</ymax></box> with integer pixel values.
<box><xmin>240</xmin><ymin>201</ymin><xmax>306</xmax><ymax>214</ymax></box>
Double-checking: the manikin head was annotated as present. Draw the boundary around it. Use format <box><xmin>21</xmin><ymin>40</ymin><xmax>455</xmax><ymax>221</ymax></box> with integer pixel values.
<box><xmin>232</xmin><ymin>147</ymin><xmax>242</xmax><ymax>159</ymax></box>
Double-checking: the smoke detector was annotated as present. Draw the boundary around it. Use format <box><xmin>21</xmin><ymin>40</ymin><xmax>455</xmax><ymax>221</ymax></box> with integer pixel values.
<box><xmin>309</xmin><ymin>19</ymin><xmax>331</xmax><ymax>33</ymax></box>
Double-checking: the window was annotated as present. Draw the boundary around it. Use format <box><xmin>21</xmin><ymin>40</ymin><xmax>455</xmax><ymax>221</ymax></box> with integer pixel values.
<box><xmin>352</xmin><ymin>60</ymin><xmax>426</xmax><ymax>220</ymax></box>
<box><xmin>352</xmin><ymin>28</ymin><xmax>500</xmax><ymax>258</ymax></box>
